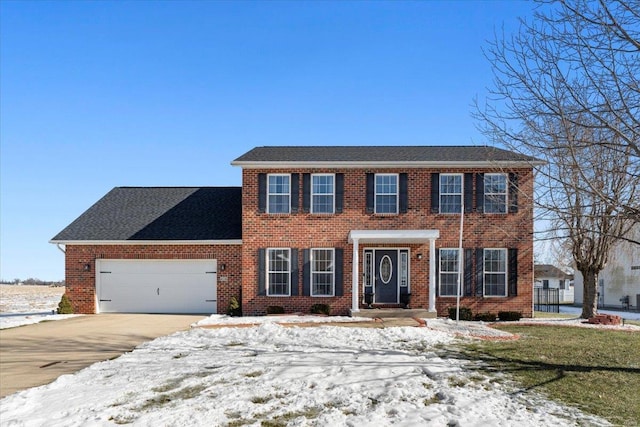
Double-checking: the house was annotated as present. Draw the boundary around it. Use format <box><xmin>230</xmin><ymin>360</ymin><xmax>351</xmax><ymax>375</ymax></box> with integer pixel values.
<box><xmin>534</xmin><ymin>264</ymin><xmax>574</xmax><ymax>304</ymax></box>
<box><xmin>573</xmin><ymin>224</ymin><xmax>640</xmax><ymax>311</ymax></box>
<box><xmin>51</xmin><ymin>145</ymin><xmax>540</xmax><ymax>317</ymax></box>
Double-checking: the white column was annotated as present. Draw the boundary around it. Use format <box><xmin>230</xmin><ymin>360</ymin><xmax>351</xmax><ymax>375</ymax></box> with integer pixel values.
<box><xmin>351</xmin><ymin>238</ymin><xmax>360</xmax><ymax>313</ymax></box>
<box><xmin>429</xmin><ymin>238</ymin><xmax>436</xmax><ymax>312</ymax></box>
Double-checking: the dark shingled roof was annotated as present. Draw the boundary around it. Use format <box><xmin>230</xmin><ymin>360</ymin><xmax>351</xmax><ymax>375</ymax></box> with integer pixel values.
<box><xmin>51</xmin><ymin>187</ymin><xmax>242</xmax><ymax>242</ymax></box>
<box><xmin>534</xmin><ymin>264</ymin><xmax>573</xmax><ymax>280</ymax></box>
<box><xmin>232</xmin><ymin>146</ymin><xmax>540</xmax><ymax>163</ymax></box>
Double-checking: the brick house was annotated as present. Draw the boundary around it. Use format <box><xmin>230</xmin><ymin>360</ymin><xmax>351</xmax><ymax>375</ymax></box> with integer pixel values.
<box><xmin>51</xmin><ymin>146</ymin><xmax>540</xmax><ymax>317</ymax></box>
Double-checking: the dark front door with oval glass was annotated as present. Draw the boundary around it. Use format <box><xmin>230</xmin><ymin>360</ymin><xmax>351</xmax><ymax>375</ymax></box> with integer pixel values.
<box><xmin>375</xmin><ymin>250</ymin><xmax>398</xmax><ymax>303</ymax></box>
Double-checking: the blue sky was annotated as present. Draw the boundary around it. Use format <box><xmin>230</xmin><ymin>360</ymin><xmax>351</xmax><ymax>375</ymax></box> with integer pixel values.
<box><xmin>0</xmin><ymin>1</ymin><xmax>533</xmax><ymax>281</ymax></box>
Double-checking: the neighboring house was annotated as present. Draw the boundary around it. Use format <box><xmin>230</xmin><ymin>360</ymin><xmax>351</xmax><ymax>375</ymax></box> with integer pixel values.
<box><xmin>51</xmin><ymin>146</ymin><xmax>541</xmax><ymax>317</ymax></box>
<box><xmin>574</xmin><ymin>225</ymin><xmax>640</xmax><ymax>311</ymax></box>
<box><xmin>534</xmin><ymin>264</ymin><xmax>574</xmax><ymax>304</ymax></box>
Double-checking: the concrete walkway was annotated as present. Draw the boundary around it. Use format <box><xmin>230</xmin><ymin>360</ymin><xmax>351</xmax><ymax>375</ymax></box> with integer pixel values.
<box><xmin>0</xmin><ymin>314</ymin><xmax>205</xmax><ymax>398</ymax></box>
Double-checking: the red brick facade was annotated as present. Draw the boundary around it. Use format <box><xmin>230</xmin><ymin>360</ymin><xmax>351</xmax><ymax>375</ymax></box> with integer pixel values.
<box><xmin>64</xmin><ymin>244</ymin><xmax>241</xmax><ymax>314</ymax></box>
<box><xmin>241</xmin><ymin>167</ymin><xmax>534</xmax><ymax>317</ymax></box>
<box><xmin>61</xmin><ymin>164</ymin><xmax>534</xmax><ymax>319</ymax></box>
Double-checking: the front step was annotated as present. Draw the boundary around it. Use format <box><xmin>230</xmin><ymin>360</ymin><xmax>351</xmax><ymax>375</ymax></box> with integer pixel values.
<box><xmin>350</xmin><ymin>308</ymin><xmax>437</xmax><ymax>319</ymax></box>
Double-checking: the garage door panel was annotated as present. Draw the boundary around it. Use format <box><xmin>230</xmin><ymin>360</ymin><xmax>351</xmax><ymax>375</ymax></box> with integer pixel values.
<box><xmin>97</xmin><ymin>260</ymin><xmax>217</xmax><ymax>314</ymax></box>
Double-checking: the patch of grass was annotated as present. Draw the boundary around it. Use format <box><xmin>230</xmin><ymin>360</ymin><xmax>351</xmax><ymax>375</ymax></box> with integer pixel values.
<box><xmin>533</xmin><ymin>311</ymin><xmax>575</xmax><ymax>319</ymax></box>
<box><xmin>244</xmin><ymin>370</ymin><xmax>263</xmax><ymax>378</ymax></box>
<box><xmin>447</xmin><ymin>376</ymin><xmax>468</xmax><ymax>387</ymax></box>
<box><xmin>456</xmin><ymin>325</ymin><xmax>640</xmax><ymax>425</ymax></box>
<box><xmin>138</xmin><ymin>385</ymin><xmax>206</xmax><ymax>411</ymax></box>
<box><xmin>423</xmin><ymin>394</ymin><xmax>442</xmax><ymax>406</ymax></box>
<box><xmin>225</xmin><ymin>341</ymin><xmax>245</xmax><ymax>347</ymax></box>
<box><xmin>262</xmin><ymin>407</ymin><xmax>322</xmax><ymax>426</ymax></box>
<box><xmin>251</xmin><ymin>395</ymin><xmax>273</xmax><ymax>404</ymax></box>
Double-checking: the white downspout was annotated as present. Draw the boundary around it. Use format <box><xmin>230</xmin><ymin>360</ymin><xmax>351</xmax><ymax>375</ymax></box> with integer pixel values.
<box><xmin>351</xmin><ymin>238</ymin><xmax>360</xmax><ymax>313</ymax></box>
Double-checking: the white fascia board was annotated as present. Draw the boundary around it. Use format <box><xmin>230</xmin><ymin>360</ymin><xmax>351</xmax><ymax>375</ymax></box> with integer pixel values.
<box><xmin>49</xmin><ymin>240</ymin><xmax>243</xmax><ymax>245</ymax></box>
<box><xmin>348</xmin><ymin>229</ymin><xmax>440</xmax><ymax>244</ymax></box>
<box><xmin>230</xmin><ymin>160</ymin><xmax>545</xmax><ymax>169</ymax></box>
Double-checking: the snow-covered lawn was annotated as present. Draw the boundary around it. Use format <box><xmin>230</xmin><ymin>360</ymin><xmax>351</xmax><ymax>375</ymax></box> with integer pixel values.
<box><xmin>1</xmin><ymin>316</ymin><xmax>609</xmax><ymax>426</ymax></box>
<box><xmin>0</xmin><ymin>285</ymin><xmax>78</xmax><ymax>329</ymax></box>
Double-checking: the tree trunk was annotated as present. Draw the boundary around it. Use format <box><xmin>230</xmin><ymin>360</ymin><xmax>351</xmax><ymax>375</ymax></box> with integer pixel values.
<box><xmin>581</xmin><ymin>269</ymin><xmax>598</xmax><ymax>319</ymax></box>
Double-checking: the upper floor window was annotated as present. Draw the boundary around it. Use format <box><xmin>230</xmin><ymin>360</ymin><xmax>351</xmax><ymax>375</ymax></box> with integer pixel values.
<box><xmin>312</xmin><ymin>174</ymin><xmax>334</xmax><ymax>214</ymax></box>
<box><xmin>439</xmin><ymin>248</ymin><xmax>460</xmax><ymax>296</ymax></box>
<box><xmin>440</xmin><ymin>174</ymin><xmax>462</xmax><ymax>213</ymax></box>
<box><xmin>311</xmin><ymin>248</ymin><xmax>334</xmax><ymax>296</ymax></box>
<box><xmin>268</xmin><ymin>174</ymin><xmax>290</xmax><ymax>214</ymax></box>
<box><xmin>484</xmin><ymin>173</ymin><xmax>507</xmax><ymax>214</ymax></box>
<box><xmin>484</xmin><ymin>248</ymin><xmax>507</xmax><ymax>297</ymax></box>
<box><xmin>267</xmin><ymin>248</ymin><xmax>291</xmax><ymax>296</ymax></box>
<box><xmin>375</xmin><ymin>174</ymin><xmax>398</xmax><ymax>214</ymax></box>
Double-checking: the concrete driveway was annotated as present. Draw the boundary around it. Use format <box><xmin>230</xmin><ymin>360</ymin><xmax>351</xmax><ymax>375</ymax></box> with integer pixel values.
<box><xmin>0</xmin><ymin>314</ymin><xmax>205</xmax><ymax>398</ymax></box>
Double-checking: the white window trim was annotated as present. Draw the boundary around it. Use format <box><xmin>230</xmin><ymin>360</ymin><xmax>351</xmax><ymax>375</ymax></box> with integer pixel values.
<box><xmin>374</xmin><ymin>173</ymin><xmax>399</xmax><ymax>214</ymax></box>
<box><xmin>439</xmin><ymin>248</ymin><xmax>461</xmax><ymax>297</ymax></box>
<box><xmin>266</xmin><ymin>248</ymin><xmax>291</xmax><ymax>296</ymax></box>
<box><xmin>439</xmin><ymin>173</ymin><xmax>463</xmax><ymax>214</ymax></box>
<box><xmin>311</xmin><ymin>173</ymin><xmax>335</xmax><ymax>214</ymax></box>
<box><xmin>363</xmin><ymin>250</ymin><xmax>374</xmax><ymax>288</ymax></box>
<box><xmin>399</xmin><ymin>250</ymin><xmax>409</xmax><ymax>288</ymax></box>
<box><xmin>483</xmin><ymin>248</ymin><xmax>507</xmax><ymax>297</ymax></box>
<box><xmin>267</xmin><ymin>173</ymin><xmax>291</xmax><ymax>214</ymax></box>
<box><xmin>484</xmin><ymin>173</ymin><xmax>508</xmax><ymax>214</ymax></box>
<box><xmin>310</xmin><ymin>248</ymin><xmax>335</xmax><ymax>297</ymax></box>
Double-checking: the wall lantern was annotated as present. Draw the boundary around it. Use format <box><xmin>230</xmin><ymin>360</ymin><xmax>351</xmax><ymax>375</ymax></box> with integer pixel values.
<box><xmin>83</xmin><ymin>263</ymin><xmax>91</xmax><ymax>272</ymax></box>
<box><xmin>416</xmin><ymin>253</ymin><xmax>423</xmax><ymax>260</ymax></box>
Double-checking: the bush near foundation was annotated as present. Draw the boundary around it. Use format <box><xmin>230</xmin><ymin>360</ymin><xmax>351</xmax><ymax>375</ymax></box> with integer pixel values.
<box><xmin>266</xmin><ymin>305</ymin><xmax>285</xmax><ymax>315</ymax></box>
<box><xmin>448</xmin><ymin>307</ymin><xmax>473</xmax><ymax>321</ymax></box>
<box><xmin>474</xmin><ymin>312</ymin><xmax>497</xmax><ymax>322</ymax></box>
<box><xmin>498</xmin><ymin>311</ymin><xmax>522</xmax><ymax>321</ymax></box>
<box><xmin>57</xmin><ymin>294</ymin><xmax>74</xmax><ymax>314</ymax></box>
<box><xmin>227</xmin><ymin>296</ymin><xmax>242</xmax><ymax>317</ymax></box>
<box><xmin>310</xmin><ymin>303</ymin><xmax>331</xmax><ymax>316</ymax></box>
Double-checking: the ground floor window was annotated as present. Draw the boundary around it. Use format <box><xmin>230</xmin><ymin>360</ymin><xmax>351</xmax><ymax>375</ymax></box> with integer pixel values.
<box><xmin>267</xmin><ymin>248</ymin><xmax>290</xmax><ymax>296</ymax></box>
<box><xmin>484</xmin><ymin>248</ymin><xmax>507</xmax><ymax>296</ymax></box>
<box><xmin>439</xmin><ymin>248</ymin><xmax>460</xmax><ymax>296</ymax></box>
<box><xmin>311</xmin><ymin>248</ymin><xmax>334</xmax><ymax>296</ymax></box>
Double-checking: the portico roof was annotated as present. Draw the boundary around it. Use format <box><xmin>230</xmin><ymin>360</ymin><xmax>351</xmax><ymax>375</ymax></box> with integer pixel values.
<box><xmin>348</xmin><ymin>230</ymin><xmax>439</xmax><ymax>244</ymax></box>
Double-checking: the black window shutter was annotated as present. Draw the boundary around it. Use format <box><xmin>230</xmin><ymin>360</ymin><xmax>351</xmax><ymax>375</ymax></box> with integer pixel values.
<box><xmin>258</xmin><ymin>173</ymin><xmax>267</xmax><ymax>213</ymax></box>
<box><xmin>431</xmin><ymin>173</ymin><xmax>440</xmax><ymax>213</ymax></box>
<box><xmin>302</xmin><ymin>173</ymin><xmax>311</xmax><ymax>213</ymax></box>
<box><xmin>258</xmin><ymin>248</ymin><xmax>266</xmax><ymax>295</ymax></box>
<box><xmin>334</xmin><ymin>248</ymin><xmax>344</xmax><ymax>296</ymax></box>
<box><xmin>464</xmin><ymin>248</ymin><xmax>473</xmax><ymax>296</ymax></box>
<box><xmin>509</xmin><ymin>173</ymin><xmax>519</xmax><ymax>213</ymax></box>
<box><xmin>366</xmin><ymin>173</ymin><xmax>374</xmax><ymax>213</ymax></box>
<box><xmin>290</xmin><ymin>248</ymin><xmax>299</xmax><ymax>295</ymax></box>
<box><xmin>302</xmin><ymin>249</ymin><xmax>311</xmax><ymax>296</ymax></box>
<box><xmin>335</xmin><ymin>173</ymin><xmax>344</xmax><ymax>213</ymax></box>
<box><xmin>464</xmin><ymin>173</ymin><xmax>473</xmax><ymax>213</ymax></box>
<box><xmin>290</xmin><ymin>174</ymin><xmax>299</xmax><ymax>213</ymax></box>
<box><xmin>434</xmin><ymin>249</ymin><xmax>440</xmax><ymax>297</ymax></box>
<box><xmin>508</xmin><ymin>248</ymin><xmax>518</xmax><ymax>296</ymax></box>
<box><xmin>475</xmin><ymin>248</ymin><xmax>484</xmax><ymax>297</ymax></box>
<box><xmin>399</xmin><ymin>173</ymin><xmax>408</xmax><ymax>213</ymax></box>
<box><xmin>475</xmin><ymin>173</ymin><xmax>484</xmax><ymax>213</ymax></box>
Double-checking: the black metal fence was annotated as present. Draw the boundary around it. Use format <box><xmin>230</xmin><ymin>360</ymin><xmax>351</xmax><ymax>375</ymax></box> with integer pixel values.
<box><xmin>534</xmin><ymin>288</ymin><xmax>560</xmax><ymax>313</ymax></box>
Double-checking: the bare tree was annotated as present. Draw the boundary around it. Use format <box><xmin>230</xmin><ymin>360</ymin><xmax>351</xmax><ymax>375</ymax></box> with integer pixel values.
<box><xmin>475</xmin><ymin>0</ymin><xmax>639</xmax><ymax>318</ymax></box>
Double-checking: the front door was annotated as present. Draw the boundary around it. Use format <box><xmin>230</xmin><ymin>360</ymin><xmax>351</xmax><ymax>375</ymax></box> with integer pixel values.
<box><xmin>375</xmin><ymin>250</ymin><xmax>398</xmax><ymax>303</ymax></box>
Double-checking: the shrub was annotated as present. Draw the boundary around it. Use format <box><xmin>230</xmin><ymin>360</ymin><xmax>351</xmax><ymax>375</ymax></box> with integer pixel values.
<box><xmin>448</xmin><ymin>307</ymin><xmax>473</xmax><ymax>321</ymax></box>
<box><xmin>310</xmin><ymin>303</ymin><xmax>331</xmax><ymax>316</ymax></box>
<box><xmin>474</xmin><ymin>312</ymin><xmax>497</xmax><ymax>322</ymax></box>
<box><xmin>227</xmin><ymin>296</ymin><xmax>242</xmax><ymax>317</ymax></box>
<box><xmin>498</xmin><ymin>311</ymin><xmax>522</xmax><ymax>321</ymax></box>
<box><xmin>57</xmin><ymin>294</ymin><xmax>74</xmax><ymax>314</ymax></box>
<box><xmin>266</xmin><ymin>305</ymin><xmax>285</xmax><ymax>315</ymax></box>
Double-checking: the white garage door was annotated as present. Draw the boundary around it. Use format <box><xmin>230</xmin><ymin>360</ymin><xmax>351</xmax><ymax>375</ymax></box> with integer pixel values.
<box><xmin>97</xmin><ymin>260</ymin><xmax>217</xmax><ymax>314</ymax></box>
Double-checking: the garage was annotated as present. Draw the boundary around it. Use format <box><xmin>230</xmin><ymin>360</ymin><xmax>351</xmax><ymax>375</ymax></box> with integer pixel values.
<box><xmin>96</xmin><ymin>260</ymin><xmax>217</xmax><ymax>314</ymax></box>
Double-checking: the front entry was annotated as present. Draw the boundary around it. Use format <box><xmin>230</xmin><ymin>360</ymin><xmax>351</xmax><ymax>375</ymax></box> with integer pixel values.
<box><xmin>375</xmin><ymin>250</ymin><xmax>398</xmax><ymax>303</ymax></box>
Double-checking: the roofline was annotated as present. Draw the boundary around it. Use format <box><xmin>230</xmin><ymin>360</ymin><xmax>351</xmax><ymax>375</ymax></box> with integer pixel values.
<box><xmin>49</xmin><ymin>239</ymin><xmax>243</xmax><ymax>246</ymax></box>
<box><xmin>230</xmin><ymin>160</ymin><xmax>545</xmax><ymax>169</ymax></box>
